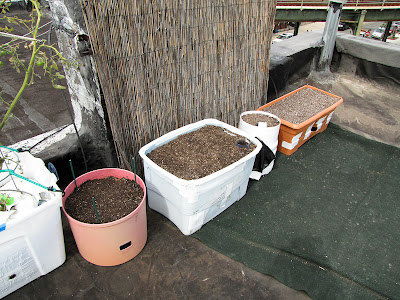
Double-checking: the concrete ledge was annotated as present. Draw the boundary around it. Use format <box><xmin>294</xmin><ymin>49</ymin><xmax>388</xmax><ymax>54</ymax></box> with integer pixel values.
<box><xmin>336</xmin><ymin>33</ymin><xmax>400</xmax><ymax>69</ymax></box>
<box><xmin>268</xmin><ymin>31</ymin><xmax>323</xmax><ymax>99</ymax></box>
<box><xmin>271</xmin><ymin>31</ymin><xmax>323</xmax><ymax>57</ymax></box>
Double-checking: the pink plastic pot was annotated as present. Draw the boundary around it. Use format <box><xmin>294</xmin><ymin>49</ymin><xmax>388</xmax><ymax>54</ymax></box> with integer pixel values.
<box><xmin>62</xmin><ymin>168</ymin><xmax>147</xmax><ymax>266</ymax></box>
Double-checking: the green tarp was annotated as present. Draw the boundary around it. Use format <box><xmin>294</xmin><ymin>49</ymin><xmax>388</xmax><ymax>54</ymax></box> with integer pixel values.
<box><xmin>193</xmin><ymin>124</ymin><xmax>400</xmax><ymax>300</ymax></box>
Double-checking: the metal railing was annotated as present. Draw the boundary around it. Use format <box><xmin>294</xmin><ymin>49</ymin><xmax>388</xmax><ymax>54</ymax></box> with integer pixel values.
<box><xmin>277</xmin><ymin>0</ymin><xmax>400</xmax><ymax>9</ymax></box>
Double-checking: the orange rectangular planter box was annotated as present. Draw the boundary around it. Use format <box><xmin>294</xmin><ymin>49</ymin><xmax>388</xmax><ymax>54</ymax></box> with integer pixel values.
<box><xmin>257</xmin><ymin>85</ymin><xmax>343</xmax><ymax>155</ymax></box>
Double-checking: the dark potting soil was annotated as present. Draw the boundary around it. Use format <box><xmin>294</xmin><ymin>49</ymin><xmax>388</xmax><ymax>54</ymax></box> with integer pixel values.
<box><xmin>262</xmin><ymin>87</ymin><xmax>340</xmax><ymax>124</ymax></box>
<box><xmin>242</xmin><ymin>113</ymin><xmax>280</xmax><ymax>127</ymax></box>
<box><xmin>65</xmin><ymin>177</ymin><xmax>144</xmax><ymax>224</ymax></box>
<box><xmin>147</xmin><ymin>125</ymin><xmax>256</xmax><ymax>180</ymax></box>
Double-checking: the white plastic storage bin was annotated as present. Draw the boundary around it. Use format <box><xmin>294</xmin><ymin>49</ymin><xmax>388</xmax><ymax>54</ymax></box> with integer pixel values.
<box><xmin>139</xmin><ymin>119</ymin><xmax>262</xmax><ymax>235</ymax></box>
<box><xmin>0</xmin><ymin>149</ymin><xmax>66</xmax><ymax>298</ymax></box>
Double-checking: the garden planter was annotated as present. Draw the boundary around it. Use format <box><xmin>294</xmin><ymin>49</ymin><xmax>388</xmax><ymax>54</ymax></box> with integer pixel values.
<box><xmin>239</xmin><ymin>111</ymin><xmax>281</xmax><ymax>179</ymax></box>
<box><xmin>139</xmin><ymin>119</ymin><xmax>262</xmax><ymax>235</ymax></box>
<box><xmin>258</xmin><ymin>85</ymin><xmax>343</xmax><ymax>155</ymax></box>
<box><xmin>62</xmin><ymin>168</ymin><xmax>147</xmax><ymax>266</ymax></box>
<box><xmin>0</xmin><ymin>148</ymin><xmax>65</xmax><ymax>298</ymax></box>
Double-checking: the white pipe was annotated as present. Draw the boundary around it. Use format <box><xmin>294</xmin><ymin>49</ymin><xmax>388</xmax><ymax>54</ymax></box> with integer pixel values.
<box><xmin>0</xmin><ymin>32</ymin><xmax>44</xmax><ymax>42</ymax></box>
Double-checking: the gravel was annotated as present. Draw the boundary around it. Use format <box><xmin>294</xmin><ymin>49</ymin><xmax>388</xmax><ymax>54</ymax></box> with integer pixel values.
<box><xmin>262</xmin><ymin>87</ymin><xmax>340</xmax><ymax>124</ymax></box>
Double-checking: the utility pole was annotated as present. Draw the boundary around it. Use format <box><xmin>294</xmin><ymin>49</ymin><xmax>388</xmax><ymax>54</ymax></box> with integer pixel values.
<box><xmin>355</xmin><ymin>10</ymin><xmax>367</xmax><ymax>36</ymax></box>
<box><xmin>317</xmin><ymin>0</ymin><xmax>347</xmax><ymax>72</ymax></box>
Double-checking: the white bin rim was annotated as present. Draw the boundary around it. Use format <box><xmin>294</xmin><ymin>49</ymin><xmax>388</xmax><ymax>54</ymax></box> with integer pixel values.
<box><xmin>139</xmin><ymin>119</ymin><xmax>262</xmax><ymax>185</ymax></box>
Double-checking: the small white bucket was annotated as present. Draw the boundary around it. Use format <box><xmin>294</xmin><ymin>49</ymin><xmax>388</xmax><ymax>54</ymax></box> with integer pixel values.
<box><xmin>239</xmin><ymin>111</ymin><xmax>281</xmax><ymax>179</ymax></box>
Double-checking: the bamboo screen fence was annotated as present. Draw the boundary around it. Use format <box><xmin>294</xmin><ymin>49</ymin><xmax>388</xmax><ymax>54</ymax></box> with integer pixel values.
<box><xmin>79</xmin><ymin>1</ymin><xmax>277</xmax><ymax>172</ymax></box>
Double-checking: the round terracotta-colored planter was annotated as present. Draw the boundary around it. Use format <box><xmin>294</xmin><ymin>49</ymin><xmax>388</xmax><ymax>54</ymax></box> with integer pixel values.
<box><xmin>62</xmin><ymin>168</ymin><xmax>147</xmax><ymax>266</ymax></box>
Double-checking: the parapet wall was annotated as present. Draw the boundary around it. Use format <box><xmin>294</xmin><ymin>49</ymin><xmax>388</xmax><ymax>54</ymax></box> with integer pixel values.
<box><xmin>267</xmin><ymin>31</ymin><xmax>400</xmax><ymax>100</ymax></box>
<box><xmin>333</xmin><ymin>33</ymin><xmax>400</xmax><ymax>86</ymax></box>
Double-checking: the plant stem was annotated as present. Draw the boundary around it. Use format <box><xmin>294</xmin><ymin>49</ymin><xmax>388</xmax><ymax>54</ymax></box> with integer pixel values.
<box><xmin>0</xmin><ymin>1</ymin><xmax>42</xmax><ymax>131</ymax></box>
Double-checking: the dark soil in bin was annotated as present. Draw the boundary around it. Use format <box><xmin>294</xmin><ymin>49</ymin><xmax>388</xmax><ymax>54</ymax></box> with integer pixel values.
<box><xmin>147</xmin><ymin>125</ymin><xmax>256</xmax><ymax>180</ymax></box>
<box><xmin>242</xmin><ymin>113</ymin><xmax>280</xmax><ymax>127</ymax></box>
<box><xmin>262</xmin><ymin>87</ymin><xmax>339</xmax><ymax>124</ymax></box>
<box><xmin>65</xmin><ymin>177</ymin><xmax>144</xmax><ymax>224</ymax></box>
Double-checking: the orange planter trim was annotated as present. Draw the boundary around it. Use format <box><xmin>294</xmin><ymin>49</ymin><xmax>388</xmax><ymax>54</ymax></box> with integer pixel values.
<box><xmin>257</xmin><ymin>85</ymin><xmax>343</xmax><ymax>155</ymax></box>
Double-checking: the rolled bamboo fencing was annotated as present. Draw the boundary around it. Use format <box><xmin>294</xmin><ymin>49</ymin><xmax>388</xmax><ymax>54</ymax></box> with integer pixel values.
<box><xmin>79</xmin><ymin>0</ymin><xmax>276</xmax><ymax>173</ymax></box>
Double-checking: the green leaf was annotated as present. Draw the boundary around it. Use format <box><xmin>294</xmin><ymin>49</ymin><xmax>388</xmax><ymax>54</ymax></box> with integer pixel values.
<box><xmin>51</xmin><ymin>62</ymin><xmax>58</xmax><ymax>71</ymax></box>
<box><xmin>0</xmin><ymin>61</ymin><xmax>3</xmax><ymax>67</ymax></box>
<box><xmin>3</xmin><ymin>25</ymin><xmax>13</xmax><ymax>33</ymax></box>
<box><xmin>7</xmin><ymin>18</ymin><xmax>18</xmax><ymax>25</ymax></box>
<box><xmin>0</xmin><ymin>194</ymin><xmax>14</xmax><ymax>205</ymax></box>
<box><xmin>53</xmin><ymin>84</ymin><xmax>66</xmax><ymax>90</ymax></box>
<box><xmin>55</xmin><ymin>72</ymin><xmax>65</xmax><ymax>79</ymax></box>
<box><xmin>6</xmin><ymin>197</ymin><xmax>14</xmax><ymax>205</ymax></box>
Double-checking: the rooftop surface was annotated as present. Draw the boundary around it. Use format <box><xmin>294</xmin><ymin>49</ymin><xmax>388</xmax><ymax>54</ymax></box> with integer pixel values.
<box><xmin>2</xmin><ymin>6</ymin><xmax>400</xmax><ymax>300</ymax></box>
<box><xmin>4</xmin><ymin>65</ymin><xmax>400</xmax><ymax>300</ymax></box>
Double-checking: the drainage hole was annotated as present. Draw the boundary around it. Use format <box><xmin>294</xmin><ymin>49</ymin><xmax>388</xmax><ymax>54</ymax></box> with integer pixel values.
<box><xmin>120</xmin><ymin>241</ymin><xmax>132</xmax><ymax>251</ymax></box>
<box><xmin>9</xmin><ymin>274</ymin><xmax>17</xmax><ymax>280</ymax></box>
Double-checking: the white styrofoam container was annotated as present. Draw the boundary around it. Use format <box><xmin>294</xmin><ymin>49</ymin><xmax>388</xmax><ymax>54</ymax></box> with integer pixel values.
<box><xmin>139</xmin><ymin>119</ymin><xmax>262</xmax><ymax>235</ymax></box>
<box><xmin>0</xmin><ymin>197</ymin><xmax>65</xmax><ymax>298</ymax></box>
<box><xmin>0</xmin><ymin>150</ymin><xmax>66</xmax><ymax>298</ymax></box>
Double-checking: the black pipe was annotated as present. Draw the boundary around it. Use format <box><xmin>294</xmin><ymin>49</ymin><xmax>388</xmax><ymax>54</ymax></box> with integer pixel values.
<box><xmin>294</xmin><ymin>22</ymin><xmax>300</xmax><ymax>36</ymax></box>
<box><xmin>382</xmin><ymin>21</ymin><xmax>392</xmax><ymax>42</ymax></box>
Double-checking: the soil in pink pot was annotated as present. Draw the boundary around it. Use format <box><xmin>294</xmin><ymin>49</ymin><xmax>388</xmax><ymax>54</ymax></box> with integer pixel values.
<box><xmin>65</xmin><ymin>177</ymin><xmax>144</xmax><ymax>224</ymax></box>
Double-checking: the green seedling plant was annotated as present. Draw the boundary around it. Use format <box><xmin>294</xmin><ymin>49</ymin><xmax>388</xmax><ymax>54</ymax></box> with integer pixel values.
<box><xmin>0</xmin><ymin>193</ymin><xmax>14</xmax><ymax>211</ymax></box>
<box><xmin>0</xmin><ymin>0</ymin><xmax>71</xmax><ymax>132</ymax></box>
<box><xmin>0</xmin><ymin>151</ymin><xmax>22</xmax><ymax>173</ymax></box>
